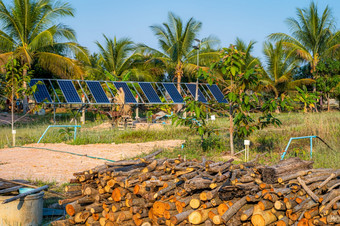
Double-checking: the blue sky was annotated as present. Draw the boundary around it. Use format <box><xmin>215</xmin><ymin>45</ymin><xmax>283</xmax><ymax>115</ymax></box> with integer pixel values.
<box><xmin>46</xmin><ymin>0</ymin><xmax>340</xmax><ymax>60</ymax></box>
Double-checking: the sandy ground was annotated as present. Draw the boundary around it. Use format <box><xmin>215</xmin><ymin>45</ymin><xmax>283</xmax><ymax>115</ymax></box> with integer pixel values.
<box><xmin>0</xmin><ymin>140</ymin><xmax>184</xmax><ymax>183</ymax></box>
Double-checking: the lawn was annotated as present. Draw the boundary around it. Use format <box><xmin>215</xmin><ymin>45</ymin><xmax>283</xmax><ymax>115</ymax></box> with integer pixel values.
<box><xmin>0</xmin><ymin>111</ymin><xmax>339</xmax><ymax>168</ymax></box>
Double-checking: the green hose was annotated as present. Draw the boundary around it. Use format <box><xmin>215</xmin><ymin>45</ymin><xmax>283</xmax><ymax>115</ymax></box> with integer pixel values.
<box><xmin>14</xmin><ymin>145</ymin><xmax>116</xmax><ymax>162</ymax></box>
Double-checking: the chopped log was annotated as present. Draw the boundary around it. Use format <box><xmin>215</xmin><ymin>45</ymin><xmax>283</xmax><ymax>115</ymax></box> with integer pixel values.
<box><xmin>251</xmin><ymin>205</ymin><xmax>277</xmax><ymax>226</ymax></box>
<box><xmin>297</xmin><ymin>177</ymin><xmax>320</xmax><ymax>203</ymax></box>
<box><xmin>170</xmin><ymin>209</ymin><xmax>194</xmax><ymax>224</ymax></box>
<box><xmin>240</xmin><ymin>206</ymin><xmax>253</xmax><ymax>221</ymax></box>
<box><xmin>188</xmin><ymin>208</ymin><xmax>211</xmax><ymax>225</ymax></box>
<box><xmin>59</xmin><ymin>195</ymin><xmax>83</xmax><ymax>205</ymax></box>
<box><xmin>326</xmin><ymin>214</ymin><xmax>340</xmax><ymax>224</ymax></box>
<box><xmin>221</xmin><ymin>196</ymin><xmax>247</xmax><ymax>223</ymax></box>
<box><xmin>66</xmin><ymin>201</ymin><xmax>85</xmax><ymax>216</ymax></box>
<box><xmin>0</xmin><ymin>185</ymin><xmax>22</xmax><ymax>194</ymax></box>
<box><xmin>1</xmin><ymin>185</ymin><xmax>49</xmax><ymax>204</ymax></box>
<box><xmin>77</xmin><ymin>196</ymin><xmax>95</xmax><ymax>205</ymax></box>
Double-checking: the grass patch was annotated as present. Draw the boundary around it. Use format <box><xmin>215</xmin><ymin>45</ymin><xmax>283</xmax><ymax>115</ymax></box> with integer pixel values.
<box><xmin>1</xmin><ymin>111</ymin><xmax>339</xmax><ymax>168</ymax></box>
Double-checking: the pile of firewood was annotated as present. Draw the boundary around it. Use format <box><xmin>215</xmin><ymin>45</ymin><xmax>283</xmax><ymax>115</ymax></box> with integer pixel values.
<box><xmin>52</xmin><ymin>153</ymin><xmax>340</xmax><ymax>226</ymax></box>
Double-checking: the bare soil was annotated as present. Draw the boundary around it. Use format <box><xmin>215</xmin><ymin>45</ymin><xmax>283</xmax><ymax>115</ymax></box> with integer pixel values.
<box><xmin>0</xmin><ymin>140</ymin><xmax>184</xmax><ymax>184</ymax></box>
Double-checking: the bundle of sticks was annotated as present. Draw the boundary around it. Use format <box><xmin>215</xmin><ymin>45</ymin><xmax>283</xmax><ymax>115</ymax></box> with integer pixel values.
<box><xmin>52</xmin><ymin>155</ymin><xmax>340</xmax><ymax>226</ymax></box>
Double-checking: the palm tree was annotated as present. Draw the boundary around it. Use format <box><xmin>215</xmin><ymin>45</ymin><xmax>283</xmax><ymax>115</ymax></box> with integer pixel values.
<box><xmin>268</xmin><ymin>2</ymin><xmax>340</xmax><ymax>74</ymax></box>
<box><xmin>0</xmin><ymin>0</ymin><xmax>88</xmax><ymax>111</ymax></box>
<box><xmin>262</xmin><ymin>41</ymin><xmax>314</xmax><ymax>97</ymax></box>
<box><xmin>234</xmin><ymin>38</ymin><xmax>260</xmax><ymax>70</ymax></box>
<box><xmin>95</xmin><ymin>35</ymin><xmax>136</xmax><ymax>81</ymax></box>
<box><xmin>140</xmin><ymin>12</ymin><xmax>219</xmax><ymax>91</ymax></box>
<box><xmin>0</xmin><ymin>0</ymin><xmax>88</xmax><ymax>77</ymax></box>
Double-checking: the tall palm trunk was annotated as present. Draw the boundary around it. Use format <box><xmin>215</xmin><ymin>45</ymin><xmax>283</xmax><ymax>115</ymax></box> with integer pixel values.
<box><xmin>175</xmin><ymin>62</ymin><xmax>183</xmax><ymax>93</ymax></box>
<box><xmin>175</xmin><ymin>62</ymin><xmax>184</xmax><ymax>112</ymax></box>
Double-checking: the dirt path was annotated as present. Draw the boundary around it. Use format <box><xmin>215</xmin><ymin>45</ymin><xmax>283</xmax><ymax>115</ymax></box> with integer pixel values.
<box><xmin>0</xmin><ymin>140</ymin><xmax>184</xmax><ymax>183</ymax></box>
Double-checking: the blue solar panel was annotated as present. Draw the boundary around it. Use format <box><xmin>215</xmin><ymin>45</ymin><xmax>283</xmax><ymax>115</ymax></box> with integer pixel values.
<box><xmin>139</xmin><ymin>83</ymin><xmax>162</xmax><ymax>103</ymax></box>
<box><xmin>207</xmin><ymin>84</ymin><xmax>228</xmax><ymax>103</ymax></box>
<box><xmin>113</xmin><ymin>82</ymin><xmax>137</xmax><ymax>104</ymax></box>
<box><xmin>162</xmin><ymin>83</ymin><xmax>184</xmax><ymax>103</ymax></box>
<box><xmin>29</xmin><ymin>79</ymin><xmax>52</xmax><ymax>103</ymax></box>
<box><xmin>57</xmin><ymin>80</ymin><xmax>82</xmax><ymax>103</ymax></box>
<box><xmin>185</xmin><ymin>83</ymin><xmax>208</xmax><ymax>103</ymax></box>
<box><xmin>86</xmin><ymin>81</ymin><xmax>110</xmax><ymax>103</ymax></box>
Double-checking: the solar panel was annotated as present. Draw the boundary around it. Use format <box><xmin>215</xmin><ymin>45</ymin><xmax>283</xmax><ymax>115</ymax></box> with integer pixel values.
<box><xmin>29</xmin><ymin>79</ymin><xmax>52</xmax><ymax>103</ymax></box>
<box><xmin>139</xmin><ymin>83</ymin><xmax>162</xmax><ymax>103</ymax></box>
<box><xmin>113</xmin><ymin>82</ymin><xmax>137</xmax><ymax>104</ymax></box>
<box><xmin>185</xmin><ymin>83</ymin><xmax>208</xmax><ymax>103</ymax></box>
<box><xmin>57</xmin><ymin>80</ymin><xmax>82</xmax><ymax>103</ymax></box>
<box><xmin>162</xmin><ymin>83</ymin><xmax>184</xmax><ymax>103</ymax></box>
<box><xmin>86</xmin><ymin>81</ymin><xmax>110</xmax><ymax>103</ymax></box>
<box><xmin>207</xmin><ymin>84</ymin><xmax>228</xmax><ymax>103</ymax></box>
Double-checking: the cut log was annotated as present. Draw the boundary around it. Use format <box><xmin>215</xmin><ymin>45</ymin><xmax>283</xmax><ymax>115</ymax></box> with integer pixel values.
<box><xmin>188</xmin><ymin>208</ymin><xmax>211</xmax><ymax>225</ymax></box>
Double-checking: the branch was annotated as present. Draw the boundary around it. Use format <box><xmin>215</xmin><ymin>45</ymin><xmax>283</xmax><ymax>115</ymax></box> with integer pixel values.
<box><xmin>13</xmin><ymin>104</ymin><xmax>35</xmax><ymax>123</ymax></box>
<box><xmin>0</xmin><ymin>119</ymin><xmax>11</xmax><ymax>125</ymax></box>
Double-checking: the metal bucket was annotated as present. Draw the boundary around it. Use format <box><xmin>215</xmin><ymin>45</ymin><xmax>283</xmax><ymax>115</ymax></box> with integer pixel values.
<box><xmin>0</xmin><ymin>192</ymin><xmax>44</xmax><ymax>226</ymax></box>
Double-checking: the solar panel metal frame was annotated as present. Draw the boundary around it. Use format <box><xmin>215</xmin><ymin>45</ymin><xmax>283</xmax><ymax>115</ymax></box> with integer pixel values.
<box><xmin>29</xmin><ymin>79</ymin><xmax>53</xmax><ymax>103</ymax></box>
<box><xmin>207</xmin><ymin>84</ymin><xmax>228</xmax><ymax>103</ymax></box>
<box><xmin>162</xmin><ymin>83</ymin><xmax>184</xmax><ymax>103</ymax></box>
<box><xmin>112</xmin><ymin>82</ymin><xmax>137</xmax><ymax>104</ymax></box>
<box><xmin>185</xmin><ymin>83</ymin><xmax>208</xmax><ymax>103</ymax></box>
<box><xmin>57</xmin><ymin>80</ymin><xmax>82</xmax><ymax>103</ymax></box>
<box><xmin>86</xmin><ymin>81</ymin><xmax>110</xmax><ymax>104</ymax></box>
<box><xmin>138</xmin><ymin>82</ymin><xmax>162</xmax><ymax>103</ymax></box>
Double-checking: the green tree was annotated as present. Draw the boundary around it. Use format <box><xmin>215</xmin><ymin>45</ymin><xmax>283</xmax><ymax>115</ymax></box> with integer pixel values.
<box><xmin>294</xmin><ymin>86</ymin><xmax>319</xmax><ymax>113</ymax></box>
<box><xmin>140</xmin><ymin>12</ymin><xmax>219</xmax><ymax>91</ymax></box>
<box><xmin>315</xmin><ymin>58</ymin><xmax>340</xmax><ymax>111</ymax></box>
<box><xmin>234</xmin><ymin>38</ymin><xmax>260</xmax><ymax>71</ymax></box>
<box><xmin>0</xmin><ymin>0</ymin><xmax>88</xmax><ymax>111</ymax></box>
<box><xmin>208</xmin><ymin>46</ymin><xmax>283</xmax><ymax>155</ymax></box>
<box><xmin>262</xmin><ymin>41</ymin><xmax>315</xmax><ymax>97</ymax></box>
<box><xmin>1</xmin><ymin>59</ymin><xmax>35</xmax><ymax>145</ymax></box>
<box><xmin>95</xmin><ymin>35</ymin><xmax>136</xmax><ymax>81</ymax></box>
<box><xmin>268</xmin><ymin>2</ymin><xmax>340</xmax><ymax>74</ymax></box>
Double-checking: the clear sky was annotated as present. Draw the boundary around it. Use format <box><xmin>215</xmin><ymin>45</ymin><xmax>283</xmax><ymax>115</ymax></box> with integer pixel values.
<box><xmin>34</xmin><ymin>0</ymin><xmax>340</xmax><ymax>60</ymax></box>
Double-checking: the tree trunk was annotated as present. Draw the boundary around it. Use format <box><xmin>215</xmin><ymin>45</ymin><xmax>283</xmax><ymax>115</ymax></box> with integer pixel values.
<box><xmin>229</xmin><ymin>106</ymin><xmax>234</xmax><ymax>155</ymax></box>
<box><xmin>175</xmin><ymin>62</ymin><xmax>183</xmax><ymax>112</ymax></box>
<box><xmin>327</xmin><ymin>95</ymin><xmax>330</xmax><ymax>112</ymax></box>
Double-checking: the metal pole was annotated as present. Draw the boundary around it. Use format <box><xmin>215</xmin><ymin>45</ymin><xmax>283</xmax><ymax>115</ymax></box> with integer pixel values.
<box><xmin>195</xmin><ymin>40</ymin><xmax>200</xmax><ymax>101</ymax></box>
<box><xmin>53</xmin><ymin>94</ymin><xmax>56</xmax><ymax>124</ymax></box>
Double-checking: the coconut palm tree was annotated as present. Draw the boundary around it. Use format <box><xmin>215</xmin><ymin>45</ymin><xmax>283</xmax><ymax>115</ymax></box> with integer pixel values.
<box><xmin>0</xmin><ymin>0</ymin><xmax>88</xmax><ymax>77</ymax></box>
<box><xmin>262</xmin><ymin>41</ymin><xmax>314</xmax><ymax>97</ymax></box>
<box><xmin>0</xmin><ymin>0</ymin><xmax>88</xmax><ymax>111</ymax></box>
<box><xmin>234</xmin><ymin>38</ymin><xmax>261</xmax><ymax>71</ymax></box>
<box><xmin>268</xmin><ymin>2</ymin><xmax>340</xmax><ymax>74</ymax></box>
<box><xmin>95</xmin><ymin>35</ymin><xmax>136</xmax><ymax>81</ymax></box>
<box><xmin>140</xmin><ymin>12</ymin><xmax>219</xmax><ymax>91</ymax></box>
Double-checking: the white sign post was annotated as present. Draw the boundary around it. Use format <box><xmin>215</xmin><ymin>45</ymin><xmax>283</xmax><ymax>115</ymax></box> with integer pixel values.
<box><xmin>244</xmin><ymin>140</ymin><xmax>250</xmax><ymax>162</ymax></box>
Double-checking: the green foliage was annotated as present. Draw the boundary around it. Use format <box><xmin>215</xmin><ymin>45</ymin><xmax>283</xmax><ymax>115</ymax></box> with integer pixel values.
<box><xmin>2</xmin><ymin>59</ymin><xmax>35</xmax><ymax>102</ymax></box>
<box><xmin>172</xmin><ymin>98</ymin><xmax>212</xmax><ymax>150</ymax></box>
<box><xmin>0</xmin><ymin>0</ymin><xmax>88</xmax><ymax>78</ymax></box>
<box><xmin>294</xmin><ymin>86</ymin><xmax>319</xmax><ymax>113</ymax></box>
<box><xmin>58</xmin><ymin>127</ymin><xmax>74</xmax><ymax>141</ymax></box>
<box><xmin>209</xmin><ymin>46</ymin><xmax>282</xmax><ymax>140</ymax></box>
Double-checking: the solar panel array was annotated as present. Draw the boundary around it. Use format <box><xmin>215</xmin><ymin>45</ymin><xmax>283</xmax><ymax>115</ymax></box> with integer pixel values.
<box><xmin>57</xmin><ymin>80</ymin><xmax>82</xmax><ymax>103</ymax></box>
<box><xmin>207</xmin><ymin>84</ymin><xmax>228</xmax><ymax>103</ymax></box>
<box><xmin>139</xmin><ymin>83</ymin><xmax>162</xmax><ymax>103</ymax></box>
<box><xmin>113</xmin><ymin>82</ymin><xmax>137</xmax><ymax>104</ymax></box>
<box><xmin>185</xmin><ymin>83</ymin><xmax>208</xmax><ymax>103</ymax></box>
<box><xmin>86</xmin><ymin>81</ymin><xmax>110</xmax><ymax>103</ymax></box>
<box><xmin>162</xmin><ymin>83</ymin><xmax>184</xmax><ymax>103</ymax></box>
<box><xmin>30</xmin><ymin>79</ymin><xmax>227</xmax><ymax>105</ymax></box>
<box><xmin>29</xmin><ymin>79</ymin><xmax>52</xmax><ymax>103</ymax></box>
